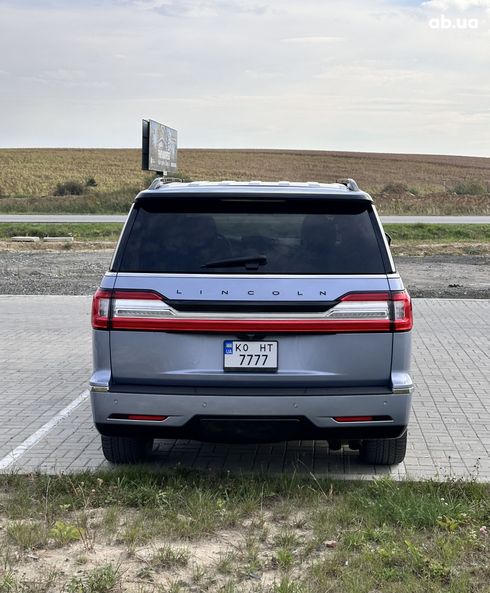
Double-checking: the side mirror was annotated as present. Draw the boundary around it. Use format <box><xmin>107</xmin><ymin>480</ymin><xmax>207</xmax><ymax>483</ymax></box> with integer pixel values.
<box><xmin>385</xmin><ymin>232</ymin><xmax>392</xmax><ymax>245</ymax></box>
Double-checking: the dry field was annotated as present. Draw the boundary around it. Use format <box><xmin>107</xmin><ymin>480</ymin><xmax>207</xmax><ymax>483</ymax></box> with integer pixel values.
<box><xmin>181</xmin><ymin>150</ymin><xmax>490</xmax><ymax>194</ymax></box>
<box><xmin>0</xmin><ymin>148</ymin><xmax>489</xmax><ymax>215</ymax></box>
<box><xmin>0</xmin><ymin>149</ymin><xmax>147</xmax><ymax>198</ymax></box>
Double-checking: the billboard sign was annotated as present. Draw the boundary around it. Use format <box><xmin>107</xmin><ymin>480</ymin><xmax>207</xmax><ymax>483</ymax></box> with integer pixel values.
<box><xmin>142</xmin><ymin>119</ymin><xmax>178</xmax><ymax>173</ymax></box>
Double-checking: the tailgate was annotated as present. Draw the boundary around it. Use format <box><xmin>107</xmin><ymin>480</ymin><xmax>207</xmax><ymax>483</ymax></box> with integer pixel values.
<box><xmin>109</xmin><ymin>274</ymin><xmax>394</xmax><ymax>388</ymax></box>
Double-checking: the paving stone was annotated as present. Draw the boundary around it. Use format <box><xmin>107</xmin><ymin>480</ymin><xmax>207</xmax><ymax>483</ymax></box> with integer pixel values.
<box><xmin>0</xmin><ymin>297</ymin><xmax>489</xmax><ymax>481</ymax></box>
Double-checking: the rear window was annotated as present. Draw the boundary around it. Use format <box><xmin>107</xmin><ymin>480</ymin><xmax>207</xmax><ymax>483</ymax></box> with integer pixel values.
<box><xmin>116</xmin><ymin>197</ymin><xmax>387</xmax><ymax>275</ymax></box>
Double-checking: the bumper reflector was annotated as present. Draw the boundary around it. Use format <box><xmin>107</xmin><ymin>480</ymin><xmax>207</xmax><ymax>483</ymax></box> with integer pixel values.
<box><xmin>109</xmin><ymin>414</ymin><xmax>167</xmax><ymax>422</ymax></box>
<box><xmin>334</xmin><ymin>416</ymin><xmax>374</xmax><ymax>423</ymax></box>
<box><xmin>333</xmin><ymin>416</ymin><xmax>392</xmax><ymax>423</ymax></box>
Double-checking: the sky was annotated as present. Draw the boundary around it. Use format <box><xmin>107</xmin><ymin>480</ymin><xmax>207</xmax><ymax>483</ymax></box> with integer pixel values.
<box><xmin>0</xmin><ymin>0</ymin><xmax>489</xmax><ymax>155</ymax></box>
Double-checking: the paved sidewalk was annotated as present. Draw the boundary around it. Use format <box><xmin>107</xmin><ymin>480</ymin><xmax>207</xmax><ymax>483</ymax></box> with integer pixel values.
<box><xmin>0</xmin><ymin>296</ymin><xmax>488</xmax><ymax>480</ymax></box>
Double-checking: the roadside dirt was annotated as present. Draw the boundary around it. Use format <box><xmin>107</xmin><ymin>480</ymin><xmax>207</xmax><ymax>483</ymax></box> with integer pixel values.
<box><xmin>0</xmin><ymin>249</ymin><xmax>488</xmax><ymax>298</ymax></box>
<box><xmin>0</xmin><ymin>509</ymin><xmax>321</xmax><ymax>593</ymax></box>
<box><xmin>396</xmin><ymin>255</ymin><xmax>489</xmax><ymax>298</ymax></box>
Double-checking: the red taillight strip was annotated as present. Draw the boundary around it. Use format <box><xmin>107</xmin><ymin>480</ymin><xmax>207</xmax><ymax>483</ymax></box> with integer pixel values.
<box><xmin>111</xmin><ymin>290</ymin><xmax>161</xmax><ymax>300</ymax></box>
<box><xmin>341</xmin><ymin>292</ymin><xmax>390</xmax><ymax>301</ymax></box>
<box><xmin>110</xmin><ymin>317</ymin><xmax>392</xmax><ymax>333</ymax></box>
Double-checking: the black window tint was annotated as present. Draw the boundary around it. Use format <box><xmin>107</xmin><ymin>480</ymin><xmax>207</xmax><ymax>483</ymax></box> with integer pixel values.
<box><xmin>117</xmin><ymin>199</ymin><xmax>386</xmax><ymax>274</ymax></box>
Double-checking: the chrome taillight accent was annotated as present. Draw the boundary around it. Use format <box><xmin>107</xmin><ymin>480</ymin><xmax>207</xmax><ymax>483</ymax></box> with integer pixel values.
<box><xmin>325</xmin><ymin>300</ymin><xmax>390</xmax><ymax>320</ymax></box>
<box><xmin>112</xmin><ymin>299</ymin><xmax>175</xmax><ymax>319</ymax></box>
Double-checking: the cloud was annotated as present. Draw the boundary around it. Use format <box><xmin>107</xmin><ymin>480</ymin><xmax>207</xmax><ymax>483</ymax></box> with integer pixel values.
<box><xmin>315</xmin><ymin>64</ymin><xmax>427</xmax><ymax>83</ymax></box>
<box><xmin>282</xmin><ymin>36</ymin><xmax>343</xmax><ymax>44</ymax></box>
<box><xmin>244</xmin><ymin>69</ymin><xmax>284</xmax><ymax>79</ymax></box>
<box><xmin>132</xmin><ymin>0</ymin><xmax>269</xmax><ymax>16</ymax></box>
<box><xmin>42</xmin><ymin>69</ymin><xmax>86</xmax><ymax>82</ymax></box>
<box><xmin>422</xmin><ymin>0</ymin><xmax>490</xmax><ymax>10</ymax></box>
<box><xmin>0</xmin><ymin>0</ymin><xmax>488</xmax><ymax>156</ymax></box>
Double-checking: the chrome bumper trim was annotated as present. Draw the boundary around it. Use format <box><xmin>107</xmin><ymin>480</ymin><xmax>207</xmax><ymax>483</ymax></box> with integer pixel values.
<box><xmin>392</xmin><ymin>385</ymin><xmax>414</xmax><ymax>395</ymax></box>
<box><xmin>90</xmin><ymin>384</ymin><xmax>109</xmax><ymax>393</ymax></box>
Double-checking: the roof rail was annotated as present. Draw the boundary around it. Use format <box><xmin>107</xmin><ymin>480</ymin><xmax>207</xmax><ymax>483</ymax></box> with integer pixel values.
<box><xmin>148</xmin><ymin>177</ymin><xmax>184</xmax><ymax>189</ymax></box>
<box><xmin>337</xmin><ymin>178</ymin><xmax>360</xmax><ymax>192</ymax></box>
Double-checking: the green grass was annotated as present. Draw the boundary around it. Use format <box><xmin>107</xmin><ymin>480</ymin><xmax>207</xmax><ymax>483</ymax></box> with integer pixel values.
<box><xmin>150</xmin><ymin>545</ymin><xmax>190</xmax><ymax>570</ymax></box>
<box><xmin>6</xmin><ymin>521</ymin><xmax>48</xmax><ymax>550</ymax></box>
<box><xmin>66</xmin><ymin>564</ymin><xmax>121</xmax><ymax>593</ymax></box>
<box><xmin>0</xmin><ymin>223</ymin><xmax>488</xmax><ymax>250</ymax></box>
<box><xmin>0</xmin><ymin>223</ymin><xmax>123</xmax><ymax>241</ymax></box>
<box><xmin>0</xmin><ymin>222</ymin><xmax>488</xmax><ymax>259</ymax></box>
<box><xmin>0</xmin><ymin>470</ymin><xmax>489</xmax><ymax>592</ymax></box>
<box><xmin>384</xmin><ymin>224</ymin><xmax>490</xmax><ymax>243</ymax></box>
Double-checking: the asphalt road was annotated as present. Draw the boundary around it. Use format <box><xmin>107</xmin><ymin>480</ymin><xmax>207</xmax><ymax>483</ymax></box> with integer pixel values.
<box><xmin>1</xmin><ymin>214</ymin><xmax>490</xmax><ymax>224</ymax></box>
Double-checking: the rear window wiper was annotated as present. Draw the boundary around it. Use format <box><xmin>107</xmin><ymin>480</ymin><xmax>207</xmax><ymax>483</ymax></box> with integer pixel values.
<box><xmin>201</xmin><ymin>255</ymin><xmax>267</xmax><ymax>270</ymax></box>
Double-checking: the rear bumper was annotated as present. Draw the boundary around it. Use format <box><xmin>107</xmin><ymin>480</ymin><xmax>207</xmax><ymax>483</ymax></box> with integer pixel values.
<box><xmin>91</xmin><ymin>387</ymin><xmax>412</xmax><ymax>442</ymax></box>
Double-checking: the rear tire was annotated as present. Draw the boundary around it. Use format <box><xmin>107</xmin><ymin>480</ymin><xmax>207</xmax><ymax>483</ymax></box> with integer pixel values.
<box><xmin>101</xmin><ymin>435</ymin><xmax>154</xmax><ymax>464</ymax></box>
<box><xmin>359</xmin><ymin>431</ymin><xmax>407</xmax><ymax>465</ymax></box>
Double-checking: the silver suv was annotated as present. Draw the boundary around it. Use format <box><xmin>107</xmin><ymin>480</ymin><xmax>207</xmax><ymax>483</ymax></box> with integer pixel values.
<box><xmin>90</xmin><ymin>180</ymin><xmax>413</xmax><ymax>465</ymax></box>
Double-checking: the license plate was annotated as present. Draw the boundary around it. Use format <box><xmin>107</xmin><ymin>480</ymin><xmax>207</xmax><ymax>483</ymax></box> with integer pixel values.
<box><xmin>223</xmin><ymin>340</ymin><xmax>278</xmax><ymax>371</ymax></box>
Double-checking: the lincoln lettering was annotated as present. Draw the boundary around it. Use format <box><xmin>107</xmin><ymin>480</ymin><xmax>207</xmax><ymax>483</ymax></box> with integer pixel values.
<box><xmin>172</xmin><ymin>289</ymin><xmax>328</xmax><ymax>297</ymax></box>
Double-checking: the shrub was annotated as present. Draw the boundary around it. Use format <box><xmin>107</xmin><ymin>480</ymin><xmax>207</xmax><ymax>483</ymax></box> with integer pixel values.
<box><xmin>49</xmin><ymin>520</ymin><xmax>83</xmax><ymax>546</ymax></box>
<box><xmin>381</xmin><ymin>182</ymin><xmax>409</xmax><ymax>195</ymax></box>
<box><xmin>150</xmin><ymin>545</ymin><xmax>190</xmax><ymax>569</ymax></box>
<box><xmin>85</xmin><ymin>177</ymin><xmax>97</xmax><ymax>188</ymax></box>
<box><xmin>453</xmin><ymin>178</ymin><xmax>486</xmax><ymax>196</ymax></box>
<box><xmin>54</xmin><ymin>180</ymin><xmax>86</xmax><ymax>196</ymax></box>
<box><xmin>67</xmin><ymin>564</ymin><xmax>120</xmax><ymax>593</ymax></box>
<box><xmin>6</xmin><ymin>520</ymin><xmax>48</xmax><ymax>550</ymax></box>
